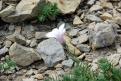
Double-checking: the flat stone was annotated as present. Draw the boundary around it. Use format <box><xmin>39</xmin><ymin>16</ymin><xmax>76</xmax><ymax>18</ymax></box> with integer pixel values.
<box><xmin>100</xmin><ymin>12</ymin><xmax>112</xmax><ymax>20</ymax></box>
<box><xmin>89</xmin><ymin>5</ymin><xmax>103</xmax><ymax>12</ymax></box>
<box><xmin>4</xmin><ymin>40</ymin><xmax>12</xmax><ymax>48</ymax></box>
<box><xmin>62</xmin><ymin>59</ymin><xmax>74</xmax><ymax>68</ymax></box>
<box><xmin>30</xmin><ymin>39</ymin><xmax>37</xmax><ymax>47</ymax></box>
<box><xmin>35</xmin><ymin>32</ymin><xmax>46</xmax><ymax>39</ymax></box>
<box><xmin>86</xmin><ymin>14</ymin><xmax>102</xmax><ymax>22</ymax></box>
<box><xmin>78</xmin><ymin>34</ymin><xmax>88</xmax><ymax>44</ymax></box>
<box><xmin>73</xmin><ymin>15</ymin><xmax>83</xmax><ymax>25</ymax></box>
<box><xmin>68</xmin><ymin>29</ymin><xmax>79</xmax><ymax>37</ymax></box>
<box><xmin>9</xmin><ymin>43</ymin><xmax>41</xmax><ymax>66</ymax></box>
<box><xmin>77</xmin><ymin>44</ymin><xmax>91</xmax><ymax>52</ymax></box>
<box><xmin>65</xmin><ymin>36</ymin><xmax>81</xmax><ymax>56</ymax></box>
<box><xmin>37</xmin><ymin>38</ymin><xmax>66</xmax><ymax>67</ymax></box>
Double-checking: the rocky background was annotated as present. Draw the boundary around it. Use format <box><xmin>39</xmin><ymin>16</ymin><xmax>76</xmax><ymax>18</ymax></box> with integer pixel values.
<box><xmin>0</xmin><ymin>0</ymin><xmax>121</xmax><ymax>81</ymax></box>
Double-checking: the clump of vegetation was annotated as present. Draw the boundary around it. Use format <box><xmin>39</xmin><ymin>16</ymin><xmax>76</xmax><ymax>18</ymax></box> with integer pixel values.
<box><xmin>97</xmin><ymin>58</ymin><xmax>121</xmax><ymax>81</ymax></box>
<box><xmin>0</xmin><ymin>57</ymin><xmax>16</xmax><ymax>73</ymax></box>
<box><xmin>45</xmin><ymin>58</ymin><xmax>121</xmax><ymax>81</ymax></box>
<box><xmin>38</xmin><ymin>3</ymin><xmax>60</xmax><ymax>22</ymax></box>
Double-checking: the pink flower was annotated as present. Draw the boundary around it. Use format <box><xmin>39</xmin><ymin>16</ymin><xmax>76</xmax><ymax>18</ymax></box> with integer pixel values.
<box><xmin>46</xmin><ymin>23</ymin><xmax>66</xmax><ymax>44</ymax></box>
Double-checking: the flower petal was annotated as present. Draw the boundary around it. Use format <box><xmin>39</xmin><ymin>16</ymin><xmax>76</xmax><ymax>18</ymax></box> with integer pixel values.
<box><xmin>46</xmin><ymin>28</ymin><xmax>59</xmax><ymax>38</ymax></box>
<box><xmin>59</xmin><ymin>23</ymin><xmax>66</xmax><ymax>34</ymax></box>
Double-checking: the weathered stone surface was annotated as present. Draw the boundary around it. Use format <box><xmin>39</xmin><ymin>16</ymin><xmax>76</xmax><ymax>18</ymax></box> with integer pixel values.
<box><xmin>77</xmin><ymin>44</ymin><xmax>91</xmax><ymax>52</ymax></box>
<box><xmin>65</xmin><ymin>35</ymin><xmax>81</xmax><ymax>56</ymax></box>
<box><xmin>47</xmin><ymin>0</ymin><xmax>82</xmax><ymax>14</ymax></box>
<box><xmin>68</xmin><ymin>29</ymin><xmax>79</xmax><ymax>37</ymax></box>
<box><xmin>37</xmin><ymin>38</ymin><xmax>65</xmax><ymax>67</ymax></box>
<box><xmin>0</xmin><ymin>5</ymin><xmax>15</xmax><ymax>17</ymax></box>
<box><xmin>88</xmin><ymin>22</ymin><xmax>116</xmax><ymax>49</ymax></box>
<box><xmin>73</xmin><ymin>15</ymin><xmax>83</xmax><ymax>25</ymax></box>
<box><xmin>107</xmin><ymin>54</ymin><xmax>121</xmax><ymax>66</ymax></box>
<box><xmin>2</xmin><ymin>0</ymin><xmax>40</xmax><ymax>22</ymax></box>
<box><xmin>89</xmin><ymin>5</ymin><xmax>103</xmax><ymax>12</ymax></box>
<box><xmin>35</xmin><ymin>32</ymin><xmax>46</xmax><ymax>39</ymax></box>
<box><xmin>86</xmin><ymin>14</ymin><xmax>102</xmax><ymax>22</ymax></box>
<box><xmin>62</xmin><ymin>59</ymin><xmax>74</xmax><ymax>68</ymax></box>
<box><xmin>100</xmin><ymin>12</ymin><xmax>112</xmax><ymax>20</ymax></box>
<box><xmin>9</xmin><ymin>43</ymin><xmax>41</xmax><ymax>66</ymax></box>
<box><xmin>78</xmin><ymin>34</ymin><xmax>88</xmax><ymax>44</ymax></box>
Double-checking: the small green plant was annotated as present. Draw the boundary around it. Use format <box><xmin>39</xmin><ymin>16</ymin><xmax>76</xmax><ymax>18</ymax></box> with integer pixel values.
<box><xmin>45</xmin><ymin>58</ymin><xmax>121</xmax><ymax>81</ymax></box>
<box><xmin>97</xmin><ymin>58</ymin><xmax>121</xmax><ymax>81</ymax></box>
<box><xmin>38</xmin><ymin>3</ymin><xmax>60</xmax><ymax>22</ymax></box>
<box><xmin>0</xmin><ymin>57</ymin><xmax>16</xmax><ymax>73</ymax></box>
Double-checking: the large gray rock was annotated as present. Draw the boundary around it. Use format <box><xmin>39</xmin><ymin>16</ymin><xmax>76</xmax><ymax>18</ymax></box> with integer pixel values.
<box><xmin>47</xmin><ymin>0</ymin><xmax>82</xmax><ymax>14</ymax></box>
<box><xmin>9</xmin><ymin>43</ymin><xmax>41</xmax><ymax>66</ymax></box>
<box><xmin>37</xmin><ymin>38</ymin><xmax>65</xmax><ymax>67</ymax></box>
<box><xmin>88</xmin><ymin>22</ymin><xmax>116</xmax><ymax>49</ymax></box>
<box><xmin>1</xmin><ymin>0</ymin><xmax>41</xmax><ymax>23</ymax></box>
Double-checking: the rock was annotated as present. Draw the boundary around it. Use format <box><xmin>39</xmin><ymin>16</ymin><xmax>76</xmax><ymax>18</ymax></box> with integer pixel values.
<box><xmin>89</xmin><ymin>5</ymin><xmax>103</xmax><ymax>12</ymax></box>
<box><xmin>33</xmin><ymin>74</ymin><xmax>44</xmax><ymax>80</ymax></box>
<box><xmin>9</xmin><ymin>43</ymin><xmax>41</xmax><ymax>66</ymax></box>
<box><xmin>77</xmin><ymin>53</ymin><xmax>86</xmax><ymax>60</ymax></box>
<box><xmin>0</xmin><ymin>0</ymin><xmax>2</xmax><ymax>10</ymax></box>
<box><xmin>6</xmin><ymin>27</ymin><xmax>26</xmax><ymax>45</ymax></box>
<box><xmin>8</xmin><ymin>24</ymin><xmax>15</xmax><ymax>31</ymax></box>
<box><xmin>119</xmin><ymin>59</ymin><xmax>121</xmax><ymax>68</ymax></box>
<box><xmin>0</xmin><ymin>47</ymin><xmax>8</xmax><ymax>55</ymax></box>
<box><xmin>107</xmin><ymin>54</ymin><xmax>121</xmax><ymax>66</ymax></box>
<box><xmin>71</xmin><ymin>38</ymin><xmax>79</xmax><ymax>45</ymax></box>
<box><xmin>6</xmin><ymin>34</ymin><xmax>26</xmax><ymax>45</ymax></box>
<box><xmin>22</xmin><ymin>78</ymin><xmax>37</xmax><ymax>81</ymax></box>
<box><xmin>101</xmin><ymin>1</ymin><xmax>113</xmax><ymax>9</ymax></box>
<box><xmin>87</xmin><ymin>0</ymin><xmax>96</xmax><ymax>5</ymax></box>
<box><xmin>68</xmin><ymin>29</ymin><xmax>79</xmax><ymax>37</ymax></box>
<box><xmin>25</xmin><ymin>69</ymin><xmax>37</xmax><ymax>76</ymax></box>
<box><xmin>55</xmin><ymin>64</ymin><xmax>63</xmax><ymax>68</ymax></box>
<box><xmin>116</xmin><ymin>45</ymin><xmax>121</xmax><ymax>53</ymax></box>
<box><xmin>22</xmin><ymin>25</ymin><xmax>35</xmax><ymax>39</ymax></box>
<box><xmin>88</xmin><ymin>22</ymin><xmax>116</xmax><ymax>49</ymax></box>
<box><xmin>0</xmin><ymin>5</ymin><xmax>15</xmax><ymax>17</ymax></box>
<box><xmin>77</xmin><ymin>44</ymin><xmax>91</xmax><ymax>52</ymax></box>
<box><xmin>86</xmin><ymin>14</ymin><xmax>102</xmax><ymax>22</ymax></box>
<box><xmin>73</xmin><ymin>15</ymin><xmax>83</xmax><ymax>25</ymax></box>
<box><xmin>47</xmin><ymin>0</ymin><xmax>82</xmax><ymax>14</ymax></box>
<box><xmin>108</xmin><ymin>0</ymin><xmax>120</xmax><ymax>1</ymax></box>
<box><xmin>46</xmin><ymin>70</ymin><xmax>65</xmax><ymax>80</ymax></box>
<box><xmin>114</xmin><ymin>16</ymin><xmax>121</xmax><ymax>26</ymax></box>
<box><xmin>35</xmin><ymin>32</ymin><xmax>46</xmax><ymax>39</ymax></box>
<box><xmin>30</xmin><ymin>39</ymin><xmax>37</xmax><ymax>47</ymax></box>
<box><xmin>78</xmin><ymin>33</ymin><xmax>88</xmax><ymax>44</ymax></box>
<box><xmin>37</xmin><ymin>38</ymin><xmax>65</xmax><ymax>67</ymax></box>
<box><xmin>100</xmin><ymin>12</ymin><xmax>112</xmax><ymax>20</ymax></box>
<box><xmin>62</xmin><ymin>59</ymin><xmax>74</xmax><ymax>68</ymax></box>
<box><xmin>2</xmin><ymin>0</ymin><xmax>40</xmax><ymax>23</ymax></box>
<box><xmin>4</xmin><ymin>40</ymin><xmax>12</xmax><ymax>48</ymax></box>
<box><xmin>65</xmin><ymin>35</ymin><xmax>81</xmax><ymax>56</ymax></box>
<box><xmin>79</xmin><ymin>29</ymin><xmax>88</xmax><ymax>35</ymax></box>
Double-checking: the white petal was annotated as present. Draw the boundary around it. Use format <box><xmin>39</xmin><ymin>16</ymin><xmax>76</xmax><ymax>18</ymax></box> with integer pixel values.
<box><xmin>46</xmin><ymin>28</ymin><xmax>59</xmax><ymax>38</ymax></box>
<box><xmin>59</xmin><ymin>23</ymin><xmax>66</xmax><ymax>33</ymax></box>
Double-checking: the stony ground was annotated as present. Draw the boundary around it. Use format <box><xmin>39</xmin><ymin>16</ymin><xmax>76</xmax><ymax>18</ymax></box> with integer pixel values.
<box><xmin>0</xmin><ymin>0</ymin><xmax>121</xmax><ymax>81</ymax></box>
